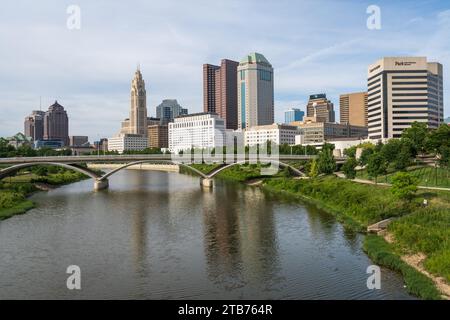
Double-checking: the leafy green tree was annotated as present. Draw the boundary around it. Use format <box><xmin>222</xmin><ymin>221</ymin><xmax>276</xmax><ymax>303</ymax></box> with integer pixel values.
<box><xmin>308</xmin><ymin>159</ymin><xmax>318</xmax><ymax>178</ymax></box>
<box><xmin>427</xmin><ymin>124</ymin><xmax>450</xmax><ymax>154</ymax></box>
<box><xmin>394</xmin><ymin>145</ymin><xmax>412</xmax><ymax>171</ymax></box>
<box><xmin>343</xmin><ymin>146</ymin><xmax>357</xmax><ymax>158</ymax></box>
<box><xmin>34</xmin><ymin>166</ymin><xmax>48</xmax><ymax>177</ymax></box>
<box><xmin>367</xmin><ymin>153</ymin><xmax>387</xmax><ymax>183</ymax></box>
<box><xmin>317</xmin><ymin>148</ymin><xmax>336</xmax><ymax>175</ymax></box>
<box><xmin>390</xmin><ymin>172</ymin><xmax>419</xmax><ymax>202</ymax></box>
<box><xmin>342</xmin><ymin>157</ymin><xmax>357</xmax><ymax>179</ymax></box>
<box><xmin>359</xmin><ymin>147</ymin><xmax>374</xmax><ymax>166</ymax></box>
<box><xmin>381</xmin><ymin>139</ymin><xmax>402</xmax><ymax>163</ymax></box>
<box><xmin>402</xmin><ymin>122</ymin><xmax>428</xmax><ymax>155</ymax></box>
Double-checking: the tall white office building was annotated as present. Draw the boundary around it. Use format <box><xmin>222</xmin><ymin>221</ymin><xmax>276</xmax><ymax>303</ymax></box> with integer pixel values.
<box><xmin>237</xmin><ymin>52</ymin><xmax>274</xmax><ymax>129</ymax></box>
<box><xmin>367</xmin><ymin>57</ymin><xmax>444</xmax><ymax>140</ymax></box>
<box><xmin>168</xmin><ymin>112</ymin><xmax>227</xmax><ymax>153</ymax></box>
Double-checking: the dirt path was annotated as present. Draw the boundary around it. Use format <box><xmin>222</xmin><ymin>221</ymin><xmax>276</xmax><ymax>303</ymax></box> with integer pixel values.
<box><xmin>383</xmin><ymin>232</ymin><xmax>450</xmax><ymax>300</ymax></box>
<box><xmin>335</xmin><ymin>172</ymin><xmax>450</xmax><ymax>192</ymax></box>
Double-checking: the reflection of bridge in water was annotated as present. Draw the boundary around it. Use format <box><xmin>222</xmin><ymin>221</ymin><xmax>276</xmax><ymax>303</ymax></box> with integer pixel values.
<box><xmin>0</xmin><ymin>154</ymin><xmax>346</xmax><ymax>190</ymax></box>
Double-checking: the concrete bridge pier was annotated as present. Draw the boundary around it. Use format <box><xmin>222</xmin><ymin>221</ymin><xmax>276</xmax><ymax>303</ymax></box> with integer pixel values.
<box><xmin>200</xmin><ymin>178</ymin><xmax>213</xmax><ymax>189</ymax></box>
<box><xmin>94</xmin><ymin>179</ymin><xmax>109</xmax><ymax>191</ymax></box>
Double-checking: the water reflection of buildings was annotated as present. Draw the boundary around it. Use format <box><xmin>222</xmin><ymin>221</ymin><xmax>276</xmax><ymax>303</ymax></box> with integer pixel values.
<box><xmin>202</xmin><ymin>182</ymin><xmax>279</xmax><ymax>292</ymax></box>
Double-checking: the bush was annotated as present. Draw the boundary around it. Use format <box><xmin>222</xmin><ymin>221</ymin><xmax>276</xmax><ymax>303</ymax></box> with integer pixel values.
<box><xmin>391</xmin><ymin>172</ymin><xmax>419</xmax><ymax>202</ymax></box>
<box><xmin>0</xmin><ymin>191</ymin><xmax>25</xmax><ymax>209</ymax></box>
<box><xmin>342</xmin><ymin>157</ymin><xmax>357</xmax><ymax>179</ymax></box>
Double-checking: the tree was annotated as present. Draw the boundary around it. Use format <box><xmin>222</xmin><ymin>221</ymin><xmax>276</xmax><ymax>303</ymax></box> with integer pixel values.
<box><xmin>308</xmin><ymin>159</ymin><xmax>318</xmax><ymax>178</ymax></box>
<box><xmin>343</xmin><ymin>146</ymin><xmax>357</xmax><ymax>158</ymax></box>
<box><xmin>359</xmin><ymin>147</ymin><xmax>374</xmax><ymax>166</ymax></box>
<box><xmin>427</xmin><ymin>124</ymin><xmax>450</xmax><ymax>155</ymax></box>
<box><xmin>317</xmin><ymin>148</ymin><xmax>336</xmax><ymax>175</ymax></box>
<box><xmin>381</xmin><ymin>139</ymin><xmax>402</xmax><ymax>163</ymax></box>
<box><xmin>342</xmin><ymin>157</ymin><xmax>357</xmax><ymax>179</ymax></box>
<box><xmin>367</xmin><ymin>153</ymin><xmax>387</xmax><ymax>183</ymax></box>
<box><xmin>394</xmin><ymin>145</ymin><xmax>412</xmax><ymax>171</ymax></box>
<box><xmin>402</xmin><ymin>122</ymin><xmax>428</xmax><ymax>155</ymax></box>
<box><xmin>34</xmin><ymin>166</ymin><xmax>48</xmax><ymax>177</ymax></box>
<box><xmin>391</xmin><ymin>172</ymin><xmax>419</xmax><ymax>202</ymax></box>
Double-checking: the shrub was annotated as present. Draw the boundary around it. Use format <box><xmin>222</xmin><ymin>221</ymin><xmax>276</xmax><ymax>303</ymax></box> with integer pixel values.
<box><xmin>391</xmin><ymin>172</ymin><xmax>419</xmax><ymax>202</ymax></box>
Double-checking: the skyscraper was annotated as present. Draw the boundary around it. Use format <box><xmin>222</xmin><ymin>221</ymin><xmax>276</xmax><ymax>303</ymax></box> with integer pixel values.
<box><xmin>306</xmin><ymin>94</ymin><xmax>335</xmax><ymax>123</ymax></box>
<box><xmin>129</xmin><ymin>68</ymin><xmax>148</xmax><ymax>137</ymax></box>
<box><xmin>367</xmin><ymin>57</ymin><xmax>444</xmax><ymax>140</ymax></box>
<box><xmin>238</xmin><ymin>52</ymin><xmax>274</xmax><ymax>129</ymax></box>
<box><xmin>203</xmin><ymin>59</ymin><xmax>239</xmax><ymax>129</ymax></box>
<box><xmin>156</xmin><ymin>99</ymin><xmax>188</xmax><ymax>124</ymax></box>
<box><xmin>24</xmin><ymin>110</ymin><xmax>45</xmax><ymax>141</ymax></box>
<box><xmin>43</xmin><ymin>101</ymin><xmax>69</xmax><ymax>146</ymax></box>
<box><xmin>339</xmin><ymin>92</ymin><xmax>368</xmax><ymax>126</ymax></box>
<box><xmin>284</xmin><ymin>108</ymin><xmax>304</xmax><ymax>124</ymax></box>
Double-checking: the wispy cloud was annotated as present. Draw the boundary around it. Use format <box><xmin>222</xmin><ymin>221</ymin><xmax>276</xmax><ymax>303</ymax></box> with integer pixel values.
<box><xmin>0</xmin><ymin>0</ymin><xmax>448</xmax><ymax>139</ymax></box>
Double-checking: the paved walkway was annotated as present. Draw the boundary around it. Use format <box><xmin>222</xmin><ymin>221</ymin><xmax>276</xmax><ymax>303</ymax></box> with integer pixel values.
<box><xmin>335</xmin><ymin>172</ymin><xmax>450</xmax><ymax>192</ymax></box>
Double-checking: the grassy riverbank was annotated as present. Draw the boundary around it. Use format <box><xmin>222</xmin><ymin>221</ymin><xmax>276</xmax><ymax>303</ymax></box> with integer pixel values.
<box><xmin>0</xmin><ymin>167</ymin><xmax>92</xmax><ymax>220</ymax></box>
<box><xmin>262</xmin><ymin>176</ymin><xmax>449</xmax><ymax>299</ymax></box>
<box><xmin>189</xmin><ymin>163</ymin><xmax>449</xmax><ymax>299</ymax></box>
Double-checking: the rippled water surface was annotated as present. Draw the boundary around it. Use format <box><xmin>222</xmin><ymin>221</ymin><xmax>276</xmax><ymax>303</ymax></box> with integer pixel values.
<box><xmin>0</xmin><ymin>170</ymin><xmax>413</xmax><ymax>299</ymax></box>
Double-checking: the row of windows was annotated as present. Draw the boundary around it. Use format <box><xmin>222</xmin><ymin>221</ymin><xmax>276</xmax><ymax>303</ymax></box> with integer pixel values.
<box><xmin>368</xmin><ymin>82</ymin><xmax>381</xmax><ymax>92</ymax></box>
<box><xmin>391</xmin><ymin>87</ymin><xmax>427</xmax><ymax>91</ymax></box>
<box><xmin>392</xmin><ymin>75</ymin><xmax>428</xmax><ymax>79</ymax></box>
<box><xmin>368</xmin><ymin>77</ymin><xmax>381</xmax><ymax>88</ymax></box>
<box><xmin>392</xmin><ymin>81</ymin><xmax>427</xmax><ymax>85</ymax></box>
<box><xmin>368</xmin><ymin>95</ymin><xmax>381</xmax><ymax>103</ymax></box>
<box><xmin>392</xmin><ymin>98</ymin><xmax>428</xmax><ymax>103</ymax></box>
<box><xmin>392</xmin><ymin>93</ymin><xmax>428</xmax><ymax>97</ymax></box>
<box><xmin>259</xmin><ymin>70</ymin><xmax>272</xmax><ymax>81</ymax></box>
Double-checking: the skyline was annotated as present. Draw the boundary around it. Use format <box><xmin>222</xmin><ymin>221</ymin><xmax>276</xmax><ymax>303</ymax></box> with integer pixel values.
<box><xmin>1</xmin><ymin>0</ymin><xmax>449</xmax><ymax>140</ymax></box>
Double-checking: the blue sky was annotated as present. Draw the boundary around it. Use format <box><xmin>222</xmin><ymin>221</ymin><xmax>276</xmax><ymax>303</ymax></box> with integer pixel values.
<box><xmin>0</xmin><ymin>0</ymin><xmax>449</xmax><ymax>141</ymax></box>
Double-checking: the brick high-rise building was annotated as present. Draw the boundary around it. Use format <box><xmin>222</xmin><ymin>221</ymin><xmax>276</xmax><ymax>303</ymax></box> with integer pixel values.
<box><xmin>43</xmin><ymin>101</ymin><xmax>69</xmax><ymax>146</ymax></box>
<box><xmin>148</xmin><ymin>124</ymin><xmax>168</xmax><ymax>148</ymax></box>
<box><xmin>306</xmin><ymin>94</ymin><xmax>335</xmax><ymax>123</ymax></box>
<box><xmin>203</xmin><ymin>59</ymin><xmax>239</xmax><ymax>129</ymax></box>
<box><xmin>339</xmin><ymin>92</ymin><xmax>368</xmax><ymax>127</ymax></box>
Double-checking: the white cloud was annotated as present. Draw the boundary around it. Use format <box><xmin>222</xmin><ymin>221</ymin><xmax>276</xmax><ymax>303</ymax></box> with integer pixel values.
<box><xmin>0</xmin><ymin>0</ymin><xmax>448</xmax><ymax>140</ymax></box>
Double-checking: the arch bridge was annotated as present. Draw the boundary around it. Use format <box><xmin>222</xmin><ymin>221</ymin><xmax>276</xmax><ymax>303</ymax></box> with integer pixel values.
<box><xmin>0</xmin><ymin>154</ymin><xmax>346</xmax><ymax>190</ymax></box>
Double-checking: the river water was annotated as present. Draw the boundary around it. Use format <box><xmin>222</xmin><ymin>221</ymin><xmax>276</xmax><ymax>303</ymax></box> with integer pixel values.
<box><xmin>0</xmin><ymin>170</ymin><xmax>414</xmax><ymax>299</ymax></box>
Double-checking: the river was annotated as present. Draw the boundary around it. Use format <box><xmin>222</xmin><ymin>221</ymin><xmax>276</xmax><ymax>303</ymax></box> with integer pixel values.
<box><xmin>0</xmin><ymin>170</ymin><xmax>414</xmax><ymax>299</ymax></box>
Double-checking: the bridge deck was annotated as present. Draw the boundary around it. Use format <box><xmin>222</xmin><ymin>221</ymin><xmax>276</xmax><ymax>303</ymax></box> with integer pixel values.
<box><xmin>0</xmin><ymin>154</ymin><xmax>346</xmax><ymax>165</ymax></box>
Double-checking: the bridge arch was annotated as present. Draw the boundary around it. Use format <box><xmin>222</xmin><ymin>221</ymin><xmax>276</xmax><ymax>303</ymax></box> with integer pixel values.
<box><xmin>205</xmin><ymin>160</ymin><xmax>306</xmax><ymax>178</ymax></box>
<box><xmin>98</xmin><ymin>160</ymin><xmax>207</xmax><ymax>181</ymax></box>
<box><xmin>0</xmin><ymin>162</ymin><xmax>101</xmax><ymax>181</ymax></box>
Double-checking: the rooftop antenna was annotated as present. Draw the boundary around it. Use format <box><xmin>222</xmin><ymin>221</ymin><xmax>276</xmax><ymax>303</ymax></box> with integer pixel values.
<box><xmin>39</xmin><ymin>96</ymin><xmax>42</xmax><ymax>111</ymax></box>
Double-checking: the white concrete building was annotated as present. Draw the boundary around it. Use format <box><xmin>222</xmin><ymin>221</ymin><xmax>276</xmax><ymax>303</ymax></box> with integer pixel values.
<box><xmin>107</xmin><ymin>134</ymin><xmax>148</xmax><ymax>154</ymax></box>
<box><xmin>244</xmin><ymin>124</ymin><xmax>299</xmax><ymax>146</ymax></box>
<box><xmin>168</xmin><ymin>112</ymin><xmax>227</xmax><ymax>153</ymax></box>
<box><xmin>367</xmin><ymin>57</ymin><xmax>444</xmax><ymax>140</ymax></box>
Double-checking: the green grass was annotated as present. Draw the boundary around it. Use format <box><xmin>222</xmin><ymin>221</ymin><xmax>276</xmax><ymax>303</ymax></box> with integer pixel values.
<box><xmin>0</xmin><ymin>167</ymin><xmax>91</xmax><ymax>221</ymax></box>
<box><xmin>364</xmin><ymin>235</ymin><xmax>441</xmax><ymax>300</ymax></box>
<box><xmin>189</xmin><ymin>163</ymin><xmax>274</xmax><ymax>182</ymax></box>
<box><xmin>389</xmin><ymin>209</ymin><xmax>450</xmax><ymax>282</ymax></box>
<box><xmin>0</xmin><ymin>200</ymin><xmax>35</xmax><ymax>220</ymax></box>
<box><xmin>263</xmin><ymin>176</ymin><xmax>409</xmax><ymax>231</ymax></box>
<box><xmin>356</xmin><ymin>166</ymin><xmax>450</xmax><ymax>188</ymax></box>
